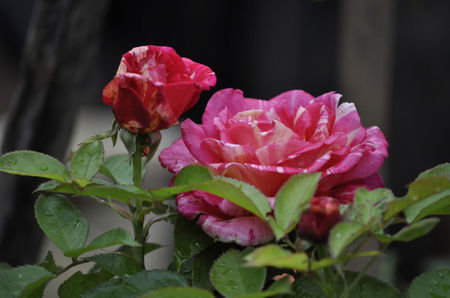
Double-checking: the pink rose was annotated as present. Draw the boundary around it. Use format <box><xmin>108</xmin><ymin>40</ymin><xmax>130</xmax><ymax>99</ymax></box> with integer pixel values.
<box><xmin>103</xmin><ymin>45</ymin><xmax>216</xmax><ymax>133</ymax></box>
<box><xmin>159</xmin><ymin>89</ymin><xmax>388</xmax><ymax>245</ymax></box>
<box><xmin>297</xmin><ymin>196</ymin><xmax>341</xmax><ymax>242</ymax></box>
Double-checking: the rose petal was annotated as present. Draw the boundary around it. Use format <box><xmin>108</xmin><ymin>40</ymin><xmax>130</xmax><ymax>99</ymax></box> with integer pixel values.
<box><xmin>182</xmin><ymin>57</ymin><xmax>217</xmax><ymax>90</ymax></box>
<box><xmin>159</xmin><ymin>138</ymin><xmax>198</xmax><ymax>174</ymax></box>
<box><xmin>197</xmin><ymin>215</ymin><xmax>274</xmax><ymax>246</ymax></box>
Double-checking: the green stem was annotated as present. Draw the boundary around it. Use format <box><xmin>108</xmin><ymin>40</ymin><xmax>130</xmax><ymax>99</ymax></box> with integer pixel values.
<box><xmin>132</xmin><ymin>139</ymin><xmax>145</xmax><ymax>270</ymax></box>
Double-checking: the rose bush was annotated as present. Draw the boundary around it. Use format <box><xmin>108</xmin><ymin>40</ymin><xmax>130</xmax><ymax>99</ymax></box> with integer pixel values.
<box><xmin>102</xmin><ymin>45</ymin><xmax>216</xmax><ymax>133</ymax></box>
<box><xmin>159</xmin><ymin>88</ymin><xmax>388</xmax><ymax>245</ymax></box>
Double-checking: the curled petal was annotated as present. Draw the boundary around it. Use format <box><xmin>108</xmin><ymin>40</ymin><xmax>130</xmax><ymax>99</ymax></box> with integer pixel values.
<box><xmin>197</xmin><ymin>215</ymin><xmax>274</xmax><ymax>246</ymax></box>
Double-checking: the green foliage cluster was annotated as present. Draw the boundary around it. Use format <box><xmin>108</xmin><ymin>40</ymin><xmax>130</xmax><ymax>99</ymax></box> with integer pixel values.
<box><xmin>0</xmin><ymin>129</ymin><xmax>448</xmax><ymax>297</ymax></box>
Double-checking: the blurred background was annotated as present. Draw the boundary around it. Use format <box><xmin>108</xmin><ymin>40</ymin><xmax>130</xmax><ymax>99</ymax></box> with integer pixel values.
<box><xmin>0</xmin><ymin>0</ymin><xmax>449</xmax><ymax>294</ymax></box>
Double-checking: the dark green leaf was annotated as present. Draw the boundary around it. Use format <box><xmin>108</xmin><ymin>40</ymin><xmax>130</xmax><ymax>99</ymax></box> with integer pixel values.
<box><xmin>144</xmin><ymin>243</ymin><xmax>163</xmax><ymax>255</ymax></box>
<box><xmin>236</xmin><ymin>276</ymin><xmax>292</xmax><ymax>298</ymax></box>
<box><xmin>119</xmin><ymin>129</ymin><xmax>138</xmax><ymax>155</ymax></box>
<box><xmin>0</xmin><ymin>263</ymin><xmax>11</xmax><ymax>276</ymax></box>
<box><xmin>141</xmin><ymin>287</ymin><xmax>214</xmax><ymax>298</ymax></box>
<box><xmin>99</xmin><ymin>154</ymin><xmax>145</xmax><ymax>185</ymax></box>
<box><xmin>192</xmin><ymin>243</ymin><xmax>230</xmax><ymax>291</ymax></box>
<box><xmin>328</xmin><ymin>221</ymin><xmax>365</xmax><ymax>257</ymax></box>
<box><xmin>210</xmin><ymin>249</ymin><xmax>266</xmax><ymax>297</ymax></box>
<box><xmin>404</xmin><ymin>189</ymin><xmax>450</xmax><ymax>223</ymax></box>
<box><xmin>65</xmin><ymin>228</ymin><xmax>139</xmax><ymax>257</ymax></box>
<box><xmin>71</xmin><ymin>141</ymin><xmax>104</xmax><ymax>187</ymax></box>
<box><xmin>408</xmin><ymin>269</ymin><xmax>450</xmax><ymax>298</ymax></box>
<box><xmin>385</xmin><ymin>176</ymin><xmax>450</xmax><ymax>221</ymax></box>
<box><xmin>35</xmin><ymin>180</ymin><xmax>80</xmax><ymax>195</ymax></box>
<box><xmin>291</xmin><ymin>275</ymin><xmax>325</xmax><ymax>298</ymax></box>
<box><xmin>83</xmin><ymin>270</ymin><xmax>188</xmax><ymax>298</ymax></box>
<box><xmin>81</xmin><ymin>184</ymin><xmax>151</xmax><ymax>203</ymax></box>
<box><xmin>0</xmin><ymin>150</ymin><xmax>70</xmax><ymax>182</ymax></box>
<box><xmin>88</xmin><ymin>253</ymin><xmax>141</xmax><ymax>277</ymax></box>
<box><xmin>58</xmin><ymin>270</ymin><xmax>113</xmax><ymax>298</ymax></box>
<box><xmin>0</xmin><ymin>265</ymin><xmax>53</xmax><ymax>298</ymax></box>
<box><xmin>274</xmin><ymin>172</ymin><xmax>321</xmax><ymax>237</ymax></box>
<box><xmin>35</xmin><ymin>194</ymin><xmax>88</xmax><ymax>251</ymax></box>
<box><xmin>18</xmin><ymin>274</ymin><xmax>54</xmax><ymax>298</ymax></box>
<box><xmin>337</xmin><ymin>271</ymin><xmax>402</xmax><ymax>298</ymax></box>
<box><xmin>244</xmin><ymin>244</ymin><xmax>309</xmax><ymax>271</ymax></box>
<box><xmin>390</xmin><ymin>217</ymin><xmax>440</xmax><ymax>243</ymax></box>
<box><xmin>39</xmin><ymin>251</ymin><xmax>58</xmax><ymax>274</ymax></box>
<box><xmin>173</xmin><ymin>215</ymin><xmax>213</xmax><ymax>270</ymax></box>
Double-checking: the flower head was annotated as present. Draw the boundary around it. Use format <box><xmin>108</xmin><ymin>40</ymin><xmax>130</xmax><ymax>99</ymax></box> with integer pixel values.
<box><xmin>103</xmin><ymin>45</ymin><xmax>216</xmax><ymax>133</ymax></box>
<box><xmin>160</xmin><ymin>88</ymin><xmax>388</xmax><ymax>245</ymax></box>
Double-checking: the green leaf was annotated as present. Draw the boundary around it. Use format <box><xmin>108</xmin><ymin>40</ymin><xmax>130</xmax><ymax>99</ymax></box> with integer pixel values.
<box><xmin>235</xmin><ymin>276</ymin><xmax>292</xmax><ymax>298</ymax></box>
<box><xmin>88</xmin><ymin>253</ymin><xmax>141</xmax><ymax>277</ymax></box>
<box><xmin>291</xmin><ymin>275</ymin><xmax>325</xmax><ymax>298</ymax></box>
<box><xmin>70</xmin><ymin>141</ymin><xmax>104</xmax><ymax>187</ymax></box>
<box><xmin>328</xmin><ymin>221</ymin><xmax>365</xmax><ymax>257</ymax></box>
<box><xmin>390</xmin><ymin>217</ymin><xmax>440</xmax><ymax>243</ymax></box>
<box><xmin>18</xmin><ymin>275</ymin><xmax>54</xmax><ymax>298</ymax></box>
<box><xmin>244</xmin><ymin>244</ymin><xmax>309</xmax><ymax>272</ymax></box>
<box><xmin>141</xmin><ymin>287</ymin><xmax>214</xmax><ymax>298</ymax></box>
<box><xmin>404</xmin><ymin>189</ymin><xmax>450</xmax><ymax>223</ymax></box>
<box><xmin>351</xmin><ymin>188</ymin><xmax>394</xmax><ymax>227</ymax></box>
<box><xmin>173</xmin><ymin>215</ymin><xmax>213</xmax><ymax>271</ymax></box>
<box><xmin>0</xmin><ymin>150</ymin><xmax>70</xmax><ymax>182</ymax></box>
<box><xmin>35</xmin><ymin>180</ymin><xmax>80</xmax><ymax>195</ymax></box>
<box><xmin>99</xmin><ymin>154</ymin><xmax>145</xmax><ymax>185</ymax></box>
<box><xmin>39</xmin><ymin>251</ymin><xmax>58</xmax><ymax>274</ymax></box>
<box><xmin>58</xmin><ymin>270</ymin><xmax>113</xmax><ymax>298</ymax></box>
<box><xmin>0</xmin><ymin>265</ymin><xmax>53</xmax><ymax>298</ymax></box>
<box><xmin>416</xmin><ymin>163</ymin><xmax>450</xmax><ymax>179</ymax></box>
<box><xmin>210</xmin><ymin>249</ymin><xmax>266</xmax><ymax>297</ymax></box>
<box><xmin>83</xmin><ymin>270</ymin><xmax>188</xmax><ymax>298</ymax></box>
<box><xmin>0</xmin><ymin>263</ymin><xmax>11</xmax><ymax>276</ymax></box>
<box><xmin>35</xmin><ymin>194</ymin><xmax>88</xmax><ymax>251</ymax></box>
<box><xmin>408</xmin><ymin>269</ymin><xmax>450</xmax><ymax>298</ymax></box>
<box><xmin>192</xmin><ymin>244</ymin><xmax>226</xmax><ymax>291</ymax></box>
<box><xmin>274</xmin><ymin>172</ymin><xmax>321</xmax><ymax>237</ymax></box>
<box><xmin>345</xmin><ymin>272</ymin><xmax>402</xmax><ymax>298</ymax></box>
<box><xmin>119</xmin><ymin>129</ymin><xmax>138</xmax><ymax>155</ymax></box>
<box><xmin>385</xmin><ymin>176</ymin><xmax>450</xmax><ymax>221</ymax></box>
<box><xmin>150</xmin><ymin>168</ymin><xmax>271</xmax><ymax>219</ymax></box>
<box><xmin>173</xmin><ymin>164</ymin><xmax>214</xmax><ymax>186</ymax></box>
<box><xmin>81</xmin><ymin>184</ymin><xmax>151</xmax><ymax>203</ymax></box>
<box><xmin>64</xmin><ymin>228</ymin><xmax>139</xmax><ymax>258</ymax></box>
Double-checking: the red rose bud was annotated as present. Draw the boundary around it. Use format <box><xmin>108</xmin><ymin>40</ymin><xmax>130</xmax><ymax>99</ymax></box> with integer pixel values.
<box><xmin>297</xmin><ymin>196</ymin><xmax>341</xmax><ymax>242</ymax></box>
<box><xmin>103</xmin><ymin>45</ymin><xmax>216</xmax><ymax>133</ymax></box>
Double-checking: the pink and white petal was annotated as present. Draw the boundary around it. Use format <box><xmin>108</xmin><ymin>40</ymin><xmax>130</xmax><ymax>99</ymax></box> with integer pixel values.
<box><xmin>332</xmin><ymin>102</ymin><xmax>363</xmax><ymax>135</ymax></box>
<box><xmin>181</xmin><ymin>57</ymin><xmax>217</xmax><ymax>90</ymax></box>
<box><xmin>177</xmin><ymin>192</ymin><xmax>226</xmax><ymax>220</ymax></box>
<box><xmin>202</xmin><ymin>89</ymin><xmax>265</xmax><ymax>138</ymax></box>
<box><xmin>271</xmin><ymin>90</ymin><xmax>315</xmax><ymax>113</ymax></box>
<box><xmin>181</xmin><ymin>119</ymin><xmax>221</xmax><ymax>164</ymax></box>
<box><xmin>200</xmin><ymin>138</ymin><xmax>256</xmax><ymax>163</ymax></box>
<box><xmin>190</xmin><ymin>191</ymin><xmax>249</xmax><ymax>217</ymax></box>
<box><xmin>314</xmin><ymin>91</ymin><xmax>341</xmax><ymax>111</ymax></box>
<box><xmin>197</xmin><ymin>215</ymin><xmax>274</xmax><ymax>246</ymax></box>
<box><xmin>255</xmin><ymin>139</ymin><xmax>306</xmax><ymax>166</ymax></box>
<box><xmin>210</xmin><ymin>162</ymin><xmax>304</xmax><ymax>196</ymax></box>
<box><xmin>159</xmin><ymin>138</ymin><xmax>198</xmax><ymax>174</ymax></box>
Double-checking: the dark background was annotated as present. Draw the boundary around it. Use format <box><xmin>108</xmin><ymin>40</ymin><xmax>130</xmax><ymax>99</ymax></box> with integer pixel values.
<box><xmin>0</xmin><ymin>0</ymin><xmax>449</xmax><ymax>289</ymax></box>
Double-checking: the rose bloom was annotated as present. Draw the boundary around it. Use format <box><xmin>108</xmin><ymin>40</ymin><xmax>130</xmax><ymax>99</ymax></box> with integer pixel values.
<box><xmin>103</xmin><ymin>45</ymin><xmax>216</xmax><ymax>133</ymax></box>
<box><xmin>160</xmin><ymin>89</ymin><xmax>388</xmax><ymax>246</ymax></box>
